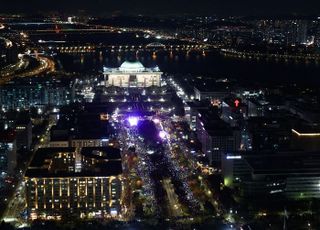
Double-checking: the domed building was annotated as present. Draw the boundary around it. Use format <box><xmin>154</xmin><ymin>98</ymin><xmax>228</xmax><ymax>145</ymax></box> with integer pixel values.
<box><xmin>119</xmin><ymin>61</ymin><xmax>145</xmax><ymax>72</ymax></box>
<box><xmin>103</xmin><ymin>61</ymin><xmax>162</xmax><ymax>88</ymax></box>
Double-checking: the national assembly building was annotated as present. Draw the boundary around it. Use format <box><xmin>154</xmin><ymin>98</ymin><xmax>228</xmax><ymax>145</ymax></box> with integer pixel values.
<box><xmin>103</xmin><ymin>61</ymin><xmax>162</xmax><ymax>88</ymax></box>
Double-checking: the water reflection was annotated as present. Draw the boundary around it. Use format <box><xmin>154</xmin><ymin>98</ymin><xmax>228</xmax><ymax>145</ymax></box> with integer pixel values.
<box><xmin>57</xmin><ymin>50</ymin><xmax>320</xmax><ymax>84</ymax></box>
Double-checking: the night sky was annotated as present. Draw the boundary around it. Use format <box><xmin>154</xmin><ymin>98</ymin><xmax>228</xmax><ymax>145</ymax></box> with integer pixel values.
<box><xmin>1</xmin><ymin>0</ymin><xmax>320</xmax><ymax>16</ymax></box>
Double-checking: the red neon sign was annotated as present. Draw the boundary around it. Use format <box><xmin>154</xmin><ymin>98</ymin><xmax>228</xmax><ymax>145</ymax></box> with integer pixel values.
<box><xmin>234</xmin><ymin>99</ymin><xmax>240</xmax><ymax>107</ymax></box>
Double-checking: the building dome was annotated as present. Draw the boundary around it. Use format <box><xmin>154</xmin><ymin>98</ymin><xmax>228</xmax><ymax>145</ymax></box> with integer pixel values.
<box><xmin>119</xmin><ymin>61</ymin><xmax>145</xmax><ymax>72</ymax></box>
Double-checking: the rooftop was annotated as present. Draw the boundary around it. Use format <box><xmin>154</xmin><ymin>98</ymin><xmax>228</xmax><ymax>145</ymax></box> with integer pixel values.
<box><xmin>103</xmin><ymin>60</ymin><xmax>161</xmax><ymax>73</ymax></box>
<box><xmin>198</xmin><ymin>108</ymin><xmax>234</xmax><ymax>136</ymax></box>
<box><xmin>51</xmin><ymin>108</ymin><xmax>114</xmax><ymax>141</ymax></box>
<box><xmin>81</xmin><ymin>146</ymin><xmax>121</xmax><ymax>161</ymax></box>
<box><xmin>25</xmin><ymin>147</ymin><xmax>122</xmax><ymax>178</ymax></box>
<box><xmin>119</xmin><ymin>61</ymin><xmax>145</xmax><ymax>72</ymax></box>
<box><xmin>292</xmin><ymin>124</ymin><xmax>320</xmax><ymax>137</ymax></box>
<box><xmin>226</xmin><ymin>151</ymin><xmax>320</xmax><ymax>175</ymax></box>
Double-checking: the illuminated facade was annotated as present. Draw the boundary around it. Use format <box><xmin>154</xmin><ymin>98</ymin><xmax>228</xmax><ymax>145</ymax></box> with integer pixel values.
<box><xmin>25</xmin><ymin>147</ymin><xmax>123</xmax><ymax>220</ymax></box>
<box><xmin>15</xmin><ymin>118</ymin><xmax>32</xmax><ymax>150</ymax></box>
<box><xmin>0</xmin><ymin>77</ymin><xmax>75</xmax><ymax>110</ymax></box>
<box><xmin>222</xmin><ymin>151</ymin><xmax>320</xmax><ymax>199</ymax></box>
<box><xmin>0</xmin><ymin>130</ymin><xmax>16</xmax><ymax>188</ymax></box>
<box><xmin>196</xmin><ymin>109</ymin><xmax>240</xmax><ymax>163</ymax></box>
<box><xmin>103</xmin><ymin>61</ymin><xmax>162</xmax><ymax>87</ymax></box>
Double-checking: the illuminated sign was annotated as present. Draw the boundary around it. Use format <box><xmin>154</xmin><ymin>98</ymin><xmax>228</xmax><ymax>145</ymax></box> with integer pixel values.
<box><xmin>234</xmin><ymin>99</ymin><xmax>240</xmax><ymax>108</ymax></box>
<box><xmin>292</xmin><ymin>129</ymin><xmax>320</xmax><ymax>137</ymax></box>
<box><xmin>226</xmin><ymin>155</ymin><xmax>242</xmax><ymax>160</ymax></box>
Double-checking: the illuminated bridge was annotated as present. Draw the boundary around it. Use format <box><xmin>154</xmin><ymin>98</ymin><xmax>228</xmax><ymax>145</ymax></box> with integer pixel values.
<box><xmin>146</xmin><ymin>42</ymin><xmax>166</xmax><ymax>48</ymax></box>
<box><xmin>53</xmin><ymin>43</ymin><xmax>209</xmax><ymax>53</ymax></box>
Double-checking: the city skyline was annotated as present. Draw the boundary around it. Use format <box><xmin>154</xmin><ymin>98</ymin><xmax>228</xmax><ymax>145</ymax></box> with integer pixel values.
<box><xmin>1</xmin><ymin>0</ymin><xmax>320</xmax><ymax>16</ymax></box>
<box><xmin>1</xmin><ymin>2</ymin><xmax>320</xmax><ymax>230</ymax></box>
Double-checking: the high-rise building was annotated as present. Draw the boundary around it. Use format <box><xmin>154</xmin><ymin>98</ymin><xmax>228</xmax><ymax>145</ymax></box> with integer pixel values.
<box><xmin>0</xmin><ymin>77</ymin><xmax>75</xmax><ymax>110</ymax></box>
<box><xmin>222</xmin><ymin>151</ymin><xmax>320</xmax><ymax>199</ymax></box>
<box><xmin>196</xmin><ymin>109</ymin><xmax>240</xmax><ymax>164</ymax></box>
<box><xmin>0</xmin><ymin>130</ymin><xmax>17</xmax><ymax>187</ymax></box>
<box><xmin>295</xmin><ymin>20</ymin><xmax>308</xmax><ymax>44</ymax></box>
<box><xmin>15</xmin><ymin>114</ymin><xmax>32</xmax><ymax>150</ymax></box>
<box><xmin>287</xmin><ymin>20</ymin><xmax>309</xmax><ymax>45</ymax></box>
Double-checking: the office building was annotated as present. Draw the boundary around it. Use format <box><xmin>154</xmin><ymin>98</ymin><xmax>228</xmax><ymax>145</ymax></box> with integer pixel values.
<box><xmin>49</xmin><ymin>107</ymin><xmax>114</xmax><ymax>148</ymax></box>
<box><xmin>15</xmin><ymin>114</ymin><xmax>32</xmax><ymax>150</ymax></box>
<box><xmin>196</xmin><ymin>109</ymin><xmax>240</xmax><ymax>164</ymax></box>
<box><xmin>0</xmin><ymin>130</ymin><xmax>17</xmax><ymax>186</ymax></box>
<box><xmin>0</xmin><ymin>77</ymin><xmax>75</xmax><ymax>110</ymax></box>
<box><xmin>222</xmin><ymin>151</ymin><xmax>320</xmax><ymax>199</ymax></box>
<box><xmin>25</xmin><ymin>146</ymin><xmax>123</xmax><ymax>220</ymax></box>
